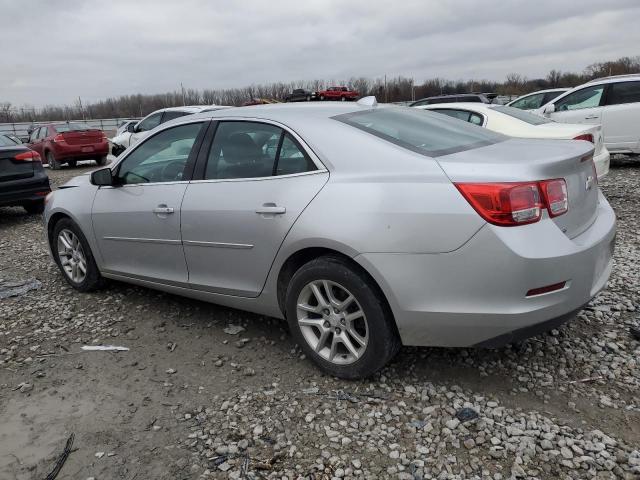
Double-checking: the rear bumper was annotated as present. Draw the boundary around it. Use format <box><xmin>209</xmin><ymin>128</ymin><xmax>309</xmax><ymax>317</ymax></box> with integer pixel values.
<box><xmin>0</xmin><ymin>174</ymin><xmax>51</xmax><ymax>207</ymax></box>
<box><xmin>52</xmin><ymin>141</ymin><xmax>109</xmax><ymax>160</ymax></box>
<box><xmin>594</xmin><ymin>147</ymin><xmax>610</xmax><ymax>178</ymax></box>
<box><xmin>356</xmin><ymin>191</ymin><xmax>616</xmax><ymax>347</ymax></box>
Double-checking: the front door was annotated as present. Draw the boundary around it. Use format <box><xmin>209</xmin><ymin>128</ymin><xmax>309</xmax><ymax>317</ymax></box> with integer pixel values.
<box><xmin>92</xmin><ymin>121</ymin><xmax>205</xmax><ymax>284</ymax></box>
<box><xmin>601</xmin><ymin>80</ymin><xmax>640</xmax><ymax>152</ymax></box>
<box><xmin>181</xmin><ymin>120</ymin><xmax>328</xmax><ymax>297</ymax></box>
<box><xmin>548</xmin><ymin>84</ymin><xmax>605</xmax><ymax>128</ymax></box>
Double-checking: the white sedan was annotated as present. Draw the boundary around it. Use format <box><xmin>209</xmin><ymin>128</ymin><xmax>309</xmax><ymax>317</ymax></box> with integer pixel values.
<box><xmin>414</xmin><ymin>103</ymin><xmax>610</xmax><ymax>178</ymax></box>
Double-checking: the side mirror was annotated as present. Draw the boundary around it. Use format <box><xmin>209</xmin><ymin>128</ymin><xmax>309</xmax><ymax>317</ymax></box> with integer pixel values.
<box><xmin>127</xmin><ymin>123</ymin><xmax>137</xmax><ymax>133</ymax></box>
<box><xmin>543</xmin><ymin>103</ymin><xmax>555</xmax><ymax>114</ymax></box>
<box><xmin>90</xmin><ymin>168</ymin><xmax>114</xmax><ymax>186</ymax></box>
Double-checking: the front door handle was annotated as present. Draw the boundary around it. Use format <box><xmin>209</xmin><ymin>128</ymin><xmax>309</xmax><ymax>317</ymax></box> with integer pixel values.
<box><xmin>153</xmin><ymin>205</ymin><xmax>174</xmax><ymax>214</ymax></box>
<box><xmin>255</xmin><ymin>203</ymin><xmax>286</xmax><ymax>215</ymax></box>
<box><xmin>584</xmin><ymin>115</ymin><xmax>599</xmax><ymax>120</ymax></box>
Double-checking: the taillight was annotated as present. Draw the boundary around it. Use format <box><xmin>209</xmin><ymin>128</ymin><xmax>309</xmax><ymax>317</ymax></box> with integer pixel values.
<box><xmin>539</xmin><ymin>179</ymin><xmax>568</xmax><ymax>217</ymax></box>
<box><xmin>14</xmin><ymin>151</ymin><xmax>42</xmax><ymax>162</ymax></box>
<box><xmin>52</xmin><ymin>134</ymin><xmax>65</xmax><ymax>143</ymax></box>
<box><xmin>455</xmin><ymin>179</ymin><xmax>569</xmax><ymax>227</ymax></box>
<box><xmin>573</xmin><ymin>134</ymin><xmax>593</xmax><ymax>143</ymax></box>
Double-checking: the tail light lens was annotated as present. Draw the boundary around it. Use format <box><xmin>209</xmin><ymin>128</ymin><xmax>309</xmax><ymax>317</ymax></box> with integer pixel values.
<box><xmin>14</xmin><ymin>151</ymin><xmax>42</xmax><ymax>162</ymax></box>
<box><xmin>52</xmin><ymin>134</ymin><xmax>65</xmax><ymax>143</ymax></box>
<box><xmin>455</xmin><ymin>179</ymin><xmax>568</xmax><ymax>227</ymax></box>
<box><xmin>573</xmin><ymin>134</ymin><xmax>594</xmax><ymax>143</ymax></box>
<box><xmin>539</xmin><ymin>179</ymin><xmax>568</xmax><ymax>217</ymax></box>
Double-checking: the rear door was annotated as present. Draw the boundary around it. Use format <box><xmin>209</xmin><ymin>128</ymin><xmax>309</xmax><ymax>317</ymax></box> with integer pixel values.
<box><xmin>181</xmin><ymin>120</ymin><xmax>329</xmax><ymax>297</ymax></box>
<box><xmin>601</xmin><ymin>80</ymin><xmax>640</xmax><ymax>152</ymax></box>
<box><xmin>29</xmin><ymin>127</ymin><xmax>46</xmax><ymax>158</ymax></box>
<box><xmin>549</xmin><ymin>84</ymin><xmax>605</xmax><ymax>127</ymax></box>
<box><xmin>92</xmin><ymin>121</ymin><xmax>206</xmax><ymax>284</ymax></box>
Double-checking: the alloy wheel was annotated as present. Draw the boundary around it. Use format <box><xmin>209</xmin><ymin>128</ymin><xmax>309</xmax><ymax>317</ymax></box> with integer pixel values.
<box><xmin>57</xmin><ymin>229</ymin><xmax>87</xmax><ymax>284</ymax></box>
<box><xmin>296</xmin><ymin>280</ymin><xmax>369</xmax><ymax>365</ymax></box>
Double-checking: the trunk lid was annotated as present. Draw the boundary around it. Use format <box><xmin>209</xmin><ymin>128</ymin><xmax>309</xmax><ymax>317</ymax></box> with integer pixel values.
<box><xmin>436</xmin><ymin>138</ymin><xmax>599</xmax><ymax>239</ymax></box>
<box><xmin>62</xmin><ymin>129</ymin><xmax>104</xmax><ymax>145</ymax></box>
<box><xmin>0</xmin><ymin>147</ymin><xmax>34</xmax><ymax>182</ymax></box>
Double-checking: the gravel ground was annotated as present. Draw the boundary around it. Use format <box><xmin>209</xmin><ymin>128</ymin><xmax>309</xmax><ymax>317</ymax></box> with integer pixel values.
<box><xmin>0</xmin><ymin>157</ymin><xmax>638</xmax><ymax>480</ymax></box>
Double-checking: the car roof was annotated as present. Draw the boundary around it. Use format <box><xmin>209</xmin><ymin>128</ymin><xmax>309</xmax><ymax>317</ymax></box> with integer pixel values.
<box><xmin>585</xmin><ymin>73</ymin><xmax>640</xmax><ymax>85</ymax></box>
<box><xmin>188</xmin><ymin>102</ymin><xmax>374</xmax><ymax>122</ymax></box>
<box><xmin>415</xmin><ymin>102</ymin><xmax>493</xmax><ymax>112</ymax></box>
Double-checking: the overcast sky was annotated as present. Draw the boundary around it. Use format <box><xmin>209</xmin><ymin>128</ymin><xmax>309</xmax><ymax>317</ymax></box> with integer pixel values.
<box><xmin>2</xmin><ymin>0</ymin><xmax>639</xmax><ymax>107</ymax></box>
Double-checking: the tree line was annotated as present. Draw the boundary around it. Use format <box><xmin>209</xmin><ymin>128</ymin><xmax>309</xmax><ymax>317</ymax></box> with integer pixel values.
<box><xmin>1</xmin><ymin>55</ymin><xmax>638</xmax><ymax>123</ymax></box>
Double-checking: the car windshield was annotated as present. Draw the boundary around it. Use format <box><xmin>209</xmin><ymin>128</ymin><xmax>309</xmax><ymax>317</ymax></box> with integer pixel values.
<box><xmin>333</xmin><ymin>106</ymin><xmax>504</xmax><ymax>157</ymax></box>
<box><xmin>54</xmin><ymin>123</ymin><xmax>94</xmax><ymax>132</ymax></box>
<box><xmin>491</xmin><ymin>106</ymin><xmax>553</xmax><ymax>125</ymax></box>
<box><xmin>0</xmin><ymin>135</ymin><xmax>15</xmax><ymax>147</ymax></box>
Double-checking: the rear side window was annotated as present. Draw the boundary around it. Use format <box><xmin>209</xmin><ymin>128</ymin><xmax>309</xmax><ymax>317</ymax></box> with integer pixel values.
<box><xmin>606</xmin><ymin>81</ymin><xmax>640</xmax><ymax>105</ymax></box>
<box><xmin>137</xmin><ymin>112</ymin><xmax>163</xmax><ymax>132</ymax></box>
<box><xmin>0</xmin><ymin>135</ymin><xmax>14</xmax><ymax>147</ymax></box>
<box><xmin>205</xmin><ymin>121</ymin><xmax>317</xmax><ymax>180</ymax></box>
<box><xmin>334</xmin><ymin>107</ymin><xmax>504</xmax><ymax>157</ymax></box>
<box><xmin>434</xmin><ymin>109</ymin><xmax>472</xmax><ymax>122</ymax></box>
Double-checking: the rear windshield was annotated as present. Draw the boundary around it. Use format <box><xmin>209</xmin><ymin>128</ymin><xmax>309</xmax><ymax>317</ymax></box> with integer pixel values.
<box><xmin>53</xmin><ymin>123</ymin><xmax>95</xmax><ymax>132</ymax></box>
<box><xmin>333</xmin><ymin>106</ymin><xmax>504</xmax><ymax>157</ymax></box>
<box><xmin>0</xmin><ymin>135</ymin><xmax>15</xmax><ymax>147</ymax></box>
<box><xmin>491</xmin><ymin>106</ymin><xmax>553</xmax><ymax>125</ymax></box>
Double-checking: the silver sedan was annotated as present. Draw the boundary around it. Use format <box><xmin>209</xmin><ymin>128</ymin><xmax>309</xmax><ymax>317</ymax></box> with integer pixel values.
<box><xmin>44</xmin><ymin>99</ymin><xmax>616</xmax><ymax>378</ymax></box>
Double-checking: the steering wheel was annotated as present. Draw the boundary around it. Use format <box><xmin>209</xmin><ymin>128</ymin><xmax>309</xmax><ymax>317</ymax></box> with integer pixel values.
<box><xmin>161</xmin><ymin>160</ymin><xmax>185</xmax><ymax>182</ymax></box>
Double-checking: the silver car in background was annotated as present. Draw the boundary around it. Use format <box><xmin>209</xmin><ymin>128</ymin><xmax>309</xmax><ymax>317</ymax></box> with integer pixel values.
<box><xmin>44</xmin><ymin>100</ymin><xmax>616</xmax><ymax>378</ymax></box>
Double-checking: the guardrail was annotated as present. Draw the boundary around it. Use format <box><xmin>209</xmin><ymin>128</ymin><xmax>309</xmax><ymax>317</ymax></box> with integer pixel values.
<box><xmin>0</xmin><ymin>118</ymin><xmax>141</xmax><ymax>141</ymax></box>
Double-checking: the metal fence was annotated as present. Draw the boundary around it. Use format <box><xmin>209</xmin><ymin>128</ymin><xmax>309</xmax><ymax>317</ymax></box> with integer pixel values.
<box><xmin>0</xmin><ymin>117</ymin><xmax>141</xmax><ymax>141</ymax></box>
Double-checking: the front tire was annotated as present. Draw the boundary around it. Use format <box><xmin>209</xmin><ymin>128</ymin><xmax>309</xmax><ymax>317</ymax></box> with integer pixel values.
<box><xmin>52</xmin><ymin>218</ymin><xmax>104</xmax><ymax>292</ymax></box>
<box><xmin>67</xmin><ymin>159</ymin><xmax>77</xmax><ymax>168</ymax></box>
<box><xmin>285</xmin><ymin>255</ymin><xmax>400</xmax><ymax>379</ymax></box>
<box><xmin>46</xmin><ymin>150</ymin><xmax>60</xmax><ymax>170</ymax></box>
<box><xmin>319</xmin><ymin>95</ymin><xmax>325</xmax><ymax>101</ymax></box>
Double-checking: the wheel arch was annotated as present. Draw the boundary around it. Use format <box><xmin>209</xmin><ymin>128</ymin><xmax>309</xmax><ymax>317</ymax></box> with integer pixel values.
<box><xmin>275</xmin><ymin>246</ymin><xmax>400</xmax><ymax>339</ymax></box>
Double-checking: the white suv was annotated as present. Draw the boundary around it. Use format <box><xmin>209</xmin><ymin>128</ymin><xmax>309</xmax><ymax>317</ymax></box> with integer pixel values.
<box><xmin>535</xmin><ymin>75</ymin><xmax>640</xmax><ymax>156</ymax></box>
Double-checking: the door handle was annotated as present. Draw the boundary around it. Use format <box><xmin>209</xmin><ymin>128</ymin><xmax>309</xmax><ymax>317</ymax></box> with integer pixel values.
<box><xmin>153</xmin><ymin>206</ymin><xmax>174</xmax><ymax>214</ymax></box>
<box><xmin>584</xmin><ymin>115</ymin><xmax>599</xmax><ymax>120</ymax></box>
<box><xmin>255</xmin><ymin>203</ymin><xmax>286</xmax><ymax>215</ymax></box>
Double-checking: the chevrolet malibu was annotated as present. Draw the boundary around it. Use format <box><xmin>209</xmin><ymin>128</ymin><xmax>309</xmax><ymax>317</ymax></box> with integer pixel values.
<box><xmin>44</xmin><ymin>99</ymin><xmax>616</xmax><ymax>379</ymax></box>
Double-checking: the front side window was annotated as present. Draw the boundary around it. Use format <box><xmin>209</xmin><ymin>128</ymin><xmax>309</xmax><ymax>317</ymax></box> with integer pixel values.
<box><xmin>38</xmin><ymin>127</ymin><xmax>48</xmax><ymax>139</ymax></box>
<box><xmin>137</xmin><ymin>112</ymin><xmax>163</xmax><ymax>132</ymax></box>
<box><xmin>29</xmin><ymin>128</ymin><xmax>40</xmax><ymax>143</ymax></box>
<box><xmin>605</xmin><ymin>81</ymin><xmax>640</xmax><ymax>105</ymax></box>
<box><xmin>555</xmin><ymin>86</ymin><xmax>604</xmax><ymax>111</ymax></box>
<box><xmin>116</xmin><ymin>123</ymin><xmax>203</xmax><ymax>185</ymax></box>
<box><xmin>334</xmin><ymin>107</ymin><xmax>504</xmax><ymax>157</ymax></box>
<box><xmin>510</xmin><ymin>93</ymin><xmax>545</xmax><ymax>110</ymax></box>
<box><xmin>161</xmin><ymin>111</ymin><xmax>189</xmax><ymax>123</ymax></box>
<box><xmin>204</xmin><ymin>121</ymin><xmax>317</xmax><ymax>180</ymax></box>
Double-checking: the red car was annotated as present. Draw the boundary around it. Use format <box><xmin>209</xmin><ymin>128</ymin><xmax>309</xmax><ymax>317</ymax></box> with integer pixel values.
<box><xmin>317</xmin><ymin>86</ymin><xmax>359</xmax><ymax>101</ymax></box>
<box><xmin>26</xmin><ymin>122</ymin><xmax>109</xmax><ymax>169</ymax></box>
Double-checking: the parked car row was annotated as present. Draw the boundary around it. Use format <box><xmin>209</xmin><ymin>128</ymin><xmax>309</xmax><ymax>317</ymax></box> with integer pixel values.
<box><xmin>285</xmin><ymin>86</ymin><xmax>359</xmax><ymax>102</ymax></box>
<box><xmin>42</xmin><ymin>95</ymin><xmax>616</xmax><ymax>378</ymax></box>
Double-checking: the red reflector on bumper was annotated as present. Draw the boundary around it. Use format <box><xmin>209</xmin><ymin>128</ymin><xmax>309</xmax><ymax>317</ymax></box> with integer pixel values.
<box><xmin>526</xmin><ymin>281</ymin><xmax>567</xmax><ymax>297</ymax></box>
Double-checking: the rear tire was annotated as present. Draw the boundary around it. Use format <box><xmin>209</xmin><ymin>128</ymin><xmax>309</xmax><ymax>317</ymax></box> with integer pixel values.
<box><xmin>46</xmin><ymin>150</ymin><xmax>60</xmax><ymax>170</ymax></box>
<box><xmin>67</xmin><ymin>159</ymin><xmax>77</xmax><ymax>168</ymax></box>
<box><xmin>341</xmin><ymin>96</ymin><xmax>346</xmax><ymax>101</ymax></box>
<box><xmin>285</xmin><ymin>255</ymin><xmax>400</xmax><ymax>379</ymax></box>
<box><xmin>319</xmin><ymin>95</ymin><xmax>325</xmax><ymax>101</ymax></box>
<box><xmin>51</xmin><ymin>218</ymin><xmax>105</xmax><ymax>292</ymax></box>
<box><xmin>23</xmin><ymin>201</ymin><xmax>45</xmax><ymax>214</ymax></box>
<box><xmin>96</xmin><ymin>156</ymin><xmax>108</xmax><ymax>166</ymax></box>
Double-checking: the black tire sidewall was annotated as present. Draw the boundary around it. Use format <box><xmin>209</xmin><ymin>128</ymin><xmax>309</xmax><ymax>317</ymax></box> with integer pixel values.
<box><xmin>285</xmin><ymin>256</ymin><xmax>399</xmax><ymax>379</ymax></box>
<box><xmin>24</xmin><ymin>201</ymin><xmax>45</xmax><ymax>214</ymax></box>
<box><xmin>96</xmin><ymin>156</ymin><xmax>107</xmax><ymax>166</ymax></box>
<box><xmin>47</xmin><ymin>151</ymin><xmax>59</xmax><ymax>170</ymax></box>
<box><xmin>51</xmin><ymin>218</ymin><xmax>103</xmax><ymax>292</ymax></box>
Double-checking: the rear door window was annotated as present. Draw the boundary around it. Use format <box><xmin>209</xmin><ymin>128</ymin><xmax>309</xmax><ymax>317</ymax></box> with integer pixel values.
<box><xmin>605</xmin><ymin>81</ymin><xmax>640</xmax><ymax>105</ymax></box>
<box><xmin>510</xmin><ymin>93</ymin><xmax>545</xmax><ymax>109</ymax></box>
<box><xmin>433</xmin><ymin>109</ymin><xmax>471</xmax><ymax>122</ymax></box>
<box><xmin>334</xmin><ymin>107</ymin><xmax>504</xmax><ymax>157</ymax></box>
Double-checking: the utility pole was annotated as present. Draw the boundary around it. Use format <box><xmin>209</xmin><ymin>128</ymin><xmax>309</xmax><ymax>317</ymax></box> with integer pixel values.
<box><xmin>384</xmin><ymin>74</ymin><xmax>387</xmax><ymax>103</ymax></box>
<box><xmin>181</xmin><ymin>83</ymin><xmax>186</xmax><ymax>106</ymax></box>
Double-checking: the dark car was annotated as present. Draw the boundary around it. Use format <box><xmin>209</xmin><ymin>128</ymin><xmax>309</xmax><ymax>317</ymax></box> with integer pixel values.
<box><xmin>410</xmin><ymin>94</ymin><xmax>493</xmax><ymax>107</ymax></box>
<box><xmin>26</xmin><ymin>122</ymin><xmax>109</xmax><ymax>169</ymax></box>
<box><xmin>0</xmin><ymin>135</ymin><xmax>51</xmax><ymax>214</ymax></box>
<box><xmin>285</xmin><ymin>89</ymin><xmax>316</xmax><ymax>102</ymax></box>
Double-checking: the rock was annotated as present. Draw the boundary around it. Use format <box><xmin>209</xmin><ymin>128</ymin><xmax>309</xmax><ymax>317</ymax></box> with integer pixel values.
<box><xmin>223</xmin><ymin>325</ymin><xmax>245</xmax><ymax>335</ymax></box>
<box><xmin>455</xmin><ymin>407</ymin><xmax>479</xmax><ymax>423</ymax></box>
